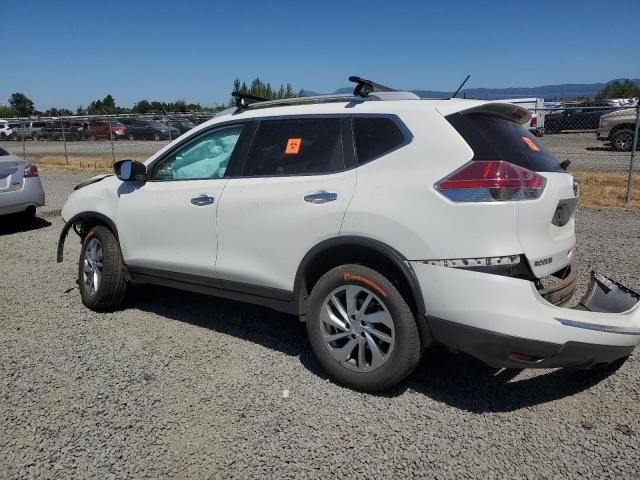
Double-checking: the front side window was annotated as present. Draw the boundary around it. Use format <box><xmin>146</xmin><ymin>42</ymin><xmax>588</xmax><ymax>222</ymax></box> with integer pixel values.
<box><xmin>245</xmin><ymin>118</ymin><xmax>344</xmax><ymax>176</ymax></box>
<box><xmin>150</xmin><ymin>124</ymin><xmax>244</xmax><ymax>181</ymax></box>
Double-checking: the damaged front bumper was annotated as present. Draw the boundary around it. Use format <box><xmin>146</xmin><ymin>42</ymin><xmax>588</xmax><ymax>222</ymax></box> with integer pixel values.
<box><xmin>412</xmin><ymin>263</ymin><xmax>640</xmax><ymax>369</ymax></box>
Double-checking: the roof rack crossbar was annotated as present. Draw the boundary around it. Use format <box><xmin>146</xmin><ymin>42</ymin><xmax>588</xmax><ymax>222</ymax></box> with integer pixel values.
<box><xmin>232</xmin><ymin>91</ymin><xmax>270</xmax><ymax>111</ymax></box>
<box><xmin>348</xmin><ymin>76</ymin><xmax>396</xmax><ymax>97</ymax></box>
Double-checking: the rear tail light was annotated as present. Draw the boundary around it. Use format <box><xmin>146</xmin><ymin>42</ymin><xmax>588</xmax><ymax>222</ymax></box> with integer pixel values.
<box><xmin>434</xmin><ymin>161</ymin><xmax>546</xmax><ymax>202</ymax></box>
<box><xmin>530</xmin><ymin>117</ymin><xmax>537</xmax><ymax>128</ymax></box>
<box><xmin>24</xmin><ymin>164</ymin><xmax>39</xmax><ymax>178</ymax></box>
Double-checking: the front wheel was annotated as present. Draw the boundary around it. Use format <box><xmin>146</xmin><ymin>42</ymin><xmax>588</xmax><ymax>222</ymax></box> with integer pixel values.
<box><xmin>611</xmin><ymin>129</ymin><xmax>635</xmax><ymax>152</ymax></box>
<box><xmin>78</xmin><ymin>226</ymin><xmax>128</xmax><ymax>311</ymax></box>
<box><xmin>306</xmin><ymin>264</ymin><xmax>421</xmax><ymax>392</ymax></box>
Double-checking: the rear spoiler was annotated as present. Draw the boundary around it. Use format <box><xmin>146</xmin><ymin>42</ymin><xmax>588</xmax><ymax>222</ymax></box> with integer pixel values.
<box><xmin>436</xmin><ymin>100</ymin><xmax>532</xmax><ymax>125</ymax></box>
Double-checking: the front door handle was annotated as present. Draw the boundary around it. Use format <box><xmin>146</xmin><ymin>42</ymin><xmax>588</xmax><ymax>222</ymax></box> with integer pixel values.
<box><xmin>190</xmin><ymin>194</ymin><xmax>215</xmax><ymax>206</ymax></box>
<box><xmin>304</xmin><ymin>191</ymin><xmax>338</xmax><ymax>204</ymax></box>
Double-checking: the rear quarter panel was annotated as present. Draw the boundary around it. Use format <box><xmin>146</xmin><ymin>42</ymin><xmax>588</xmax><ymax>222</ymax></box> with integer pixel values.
<box><xmin>340</xmin><ymin>102</ymin><xmax>522</xmax><ymax>261</ymax></box>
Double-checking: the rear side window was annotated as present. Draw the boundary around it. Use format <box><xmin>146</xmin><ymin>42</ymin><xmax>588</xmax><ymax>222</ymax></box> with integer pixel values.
<box><xmin>447</xmin><ymin>113</ymin><xmax>560</xmax><ymax>172</ymax></box>
<box><xmin>245</xmin><ymin>118</ymin><xmax>344</xmax><ymax>176</ymax></box>
<box><xmin>353</xmin><ymin>117</ymin><xmax>405</xmax><ymax>164</ymax></box>
<box><xmin>0</xmin><ymin>147</ymin><xmax>9</xmax><ymax>156</ymax></box>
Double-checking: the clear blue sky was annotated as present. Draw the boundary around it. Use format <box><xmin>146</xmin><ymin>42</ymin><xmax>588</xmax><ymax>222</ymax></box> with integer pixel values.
<box><xmin>2</xmin><ymin>0</ymin><xmax>639</xmax><ymax>110</ymax></box>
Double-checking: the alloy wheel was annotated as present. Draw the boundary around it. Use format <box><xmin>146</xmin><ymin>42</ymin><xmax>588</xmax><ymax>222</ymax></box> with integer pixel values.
<box><xmin>614</xmin><ymin>132</ymin><xmax>633</xmax><ymax>151</ymax></box>
<box><xmin>320</xmin><ymin>285</ymin><xmax>395</xmax><ymax>372</ymax></box>
<box><xmin>82</xmin><ymin>237</ymin><xmax>103</xmax><ymax>295</ymax></box>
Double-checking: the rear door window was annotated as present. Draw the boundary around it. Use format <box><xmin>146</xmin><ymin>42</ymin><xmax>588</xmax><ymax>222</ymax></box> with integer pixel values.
<box><xmin>353</xmin><ymin>117</ymin><xmax>406</xmax><ymax>164</ymax></box>
<box><xmin>245</xmin><ymin>118</ymin><xmax>344</xmax><ymax>176</ymax></box>
<box><xmin>446</xmin><ymin>113</ymin><xmax>561</xmax><ymax>172</ymax></box>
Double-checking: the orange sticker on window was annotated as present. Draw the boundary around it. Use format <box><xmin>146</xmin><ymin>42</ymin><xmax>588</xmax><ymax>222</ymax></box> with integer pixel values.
<box><xmin>285</xmin><ymin>138</ymin><xmax>301</xmax><ymax>155</ymax></box>
<box><xmin>522</xmin><ymin>136</ymin><xmax>540</xmax><ymax>151</ymax></box>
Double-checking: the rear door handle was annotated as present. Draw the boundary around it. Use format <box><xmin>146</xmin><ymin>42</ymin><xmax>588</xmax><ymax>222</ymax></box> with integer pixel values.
<box><xmin>190</xmin><ymin>194</ymin><xmax>215</xmax><ymax>206</ymax></box>
<box><xmin>304</xmin><ymin>191</ymin><xmax>338</xmax><ymax>204</ymax></box>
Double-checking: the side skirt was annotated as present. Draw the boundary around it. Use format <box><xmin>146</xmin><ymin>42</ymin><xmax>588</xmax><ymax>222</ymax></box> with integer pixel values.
<box><xmin>126</xmin><ymin>266</ymin><xmax>298</xmax><ymax>315</ymax></box>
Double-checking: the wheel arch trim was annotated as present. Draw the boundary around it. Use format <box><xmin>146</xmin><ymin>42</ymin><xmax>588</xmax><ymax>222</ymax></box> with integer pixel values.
<box><xmin>293</xmin><ymin>236</ymin><xmax>426</xmax><ymax>316</ymax></box>
<box><xmin>57</xmin><ymin>211</ymin><xmax>119</xmax><ymax>263</ymax></box>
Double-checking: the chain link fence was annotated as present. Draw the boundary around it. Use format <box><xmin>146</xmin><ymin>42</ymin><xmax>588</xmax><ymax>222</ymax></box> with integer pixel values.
<box><xmin>1</xmin><ymin>102</ymin><xmax>639</xmax><ymax>202</ymax></box>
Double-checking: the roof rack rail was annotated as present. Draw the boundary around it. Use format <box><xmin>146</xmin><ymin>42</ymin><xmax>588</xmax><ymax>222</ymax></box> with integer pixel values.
<box><xmin>348</xmin><ymin>76</ymin><xmax>396</xmax><ymax>97</ymax></box>
<box><xmin>232</xmin><ymin>93</ymin><xmax>361</xmax><ymax>113</ymax></box>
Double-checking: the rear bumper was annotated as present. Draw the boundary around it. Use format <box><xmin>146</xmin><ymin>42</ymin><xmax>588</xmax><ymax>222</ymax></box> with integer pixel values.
<box><xmin>597</xmin><ymin>127</ymin><xmax>611</xmax><ymax>140</ymax></box>
<box><xmin>412</xmin><ymin>262</ymin><xmax>640</xmax><ymax>368</ymax></box>
<box><xmin>0</xmin><ymin>177</ymin><xmax>45</xmax><ymax>214</ymax></box>
<box><xmin>427</xmin><ymin>316</ymin><xmax>634</xmax><ymax>369</ymax></box>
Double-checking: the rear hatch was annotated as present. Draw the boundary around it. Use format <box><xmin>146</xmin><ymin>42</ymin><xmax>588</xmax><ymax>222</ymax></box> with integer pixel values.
<box><xmin>0</xmin><ymin>149</ymin><xmax>26</xmax><ymax>194</ymax></box>
<box><xmin>444</xmin><ymin>103</ymin><xmax>577</xmax><ymax>278</ymax></box>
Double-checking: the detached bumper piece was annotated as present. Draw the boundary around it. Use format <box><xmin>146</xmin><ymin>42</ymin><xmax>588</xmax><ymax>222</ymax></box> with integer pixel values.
<box><xmin>412</xmin><ymin>263</ymin><xmax>640</xmax><ymax>369</ymax></box>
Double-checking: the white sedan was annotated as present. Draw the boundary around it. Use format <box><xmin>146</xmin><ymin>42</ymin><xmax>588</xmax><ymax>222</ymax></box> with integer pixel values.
<box><xmin>0</xmin><ymin>146</ymin><xmax>45</xmax><ymax>217</ymax></box>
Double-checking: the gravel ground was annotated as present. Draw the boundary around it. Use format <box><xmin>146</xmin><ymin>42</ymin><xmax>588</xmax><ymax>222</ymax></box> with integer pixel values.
<box><xmin>2</xmin><ymin>131</ymin><xmax>638</xmax><ymax>173</ymax></box>
<box><xmin>1</xmin><ymin>171</ymin><xmax>640</xmax><ymax>479</ymax></box>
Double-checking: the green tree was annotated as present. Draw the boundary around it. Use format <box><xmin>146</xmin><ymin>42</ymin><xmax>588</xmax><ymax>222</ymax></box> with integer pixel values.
<box><xmin>0</xmin><ymin>105</ymin><xmax>15</xmax><ymax>117</ymax></box>
<box><xmin>132</xmin><ymin>99</ymin><xmax>152</xmax><ymax>114</ymax></box>
<box><xmin>44</xmin><ymin>108</ymin><xmax>73</xmax><ymax>117</ymax></box>
<box><xmin>229</xmin><ymin>77</ymin><xmax>304</xmax><ymax>106</ymax></box>
<box><xmin>596</xmin><ymin>80</ymin><xmax>640</xmax><ymax>99</ymax></box>
<box><xmin>9</xmin><ymin>93</ymin><xmax>35</xmax><ymax>117</ymax></box>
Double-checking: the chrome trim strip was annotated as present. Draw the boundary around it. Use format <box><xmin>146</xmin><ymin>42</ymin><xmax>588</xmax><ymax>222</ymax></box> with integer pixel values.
<box><xmin>556</xmin><ymin>318</ymin><xmax>640</xmax><ymax>335</ymax></box>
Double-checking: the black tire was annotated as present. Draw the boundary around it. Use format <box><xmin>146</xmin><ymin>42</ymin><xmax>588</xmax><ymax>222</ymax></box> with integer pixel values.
<box><xmin>128</xmin><ymin>133</ymin><xmax>135</xmax><ymax>141</ymax></box>
<box><xmin>78</xmin><ymin>226</ymin><xmax>128</xmax><ymax>311</ymax></box>
<box><xmin>89</xmin><ymin>134</ymin><xmax>97</xmax><ymax>141</ymax></box>
<box><xmin>611</xmin><ymin>129</ymin><xmax>635</xmax><ymax>152</ymax></box>
<box><xmin>153</xmin><ymin>133</ymin><xmax>161</xmax><ymax>141</ymax></box>
<box><xmin>305</xmin><ymin>264</ymin><xmax>421</xmax><ymax>392</ymax></box>
<box><xmin>545</xmin><ymin>123</ymin><xmax>559</xmax><ymax>135</ymax></box>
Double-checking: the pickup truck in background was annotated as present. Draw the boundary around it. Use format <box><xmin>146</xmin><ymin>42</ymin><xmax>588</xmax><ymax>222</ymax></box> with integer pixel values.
<box><xmin>597</xmin><ymin>108</ymin><xmax>639</xmax><ymax>151</ymax></box>
<box><xmin>9</xmin><ymin>121</ymin><xmax>47</xmax><ymax>140</ymax></box>
<box><xmin>499</xmin><ymin>98</ymin><xmax>545</xmax><ymax>136</ymax></box>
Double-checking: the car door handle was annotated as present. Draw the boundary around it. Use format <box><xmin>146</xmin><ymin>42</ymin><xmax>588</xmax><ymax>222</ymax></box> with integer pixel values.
<box><xmin>304</xmin><ymin>191</ymin><xmax>338</xmax><ymax>204</ymax></box>
<box><xmin>190</xmin><ymin>194</ymin><xmax>215</xmax><ymax>206</ymax></box>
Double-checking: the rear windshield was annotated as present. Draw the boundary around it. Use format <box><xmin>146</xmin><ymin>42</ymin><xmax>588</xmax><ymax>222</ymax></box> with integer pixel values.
<box><xmin>447</xmin><ymin>113</ymin><xmax>560</xmax><ymax>172</ymax></box>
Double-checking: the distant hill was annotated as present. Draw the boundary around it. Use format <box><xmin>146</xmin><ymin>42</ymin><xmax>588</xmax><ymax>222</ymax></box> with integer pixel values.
<box><xmin>304</xmin><ymin>79</ymin><xmax>640</xmax><ymax>100</ymax></box>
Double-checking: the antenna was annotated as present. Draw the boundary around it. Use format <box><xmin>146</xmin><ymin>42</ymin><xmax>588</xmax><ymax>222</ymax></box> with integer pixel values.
<box><xmin>451</xmin><ymin>74</ymin><xmax>471</xmax><ymax>99</ymax></box>
<box><xmin>349</xmin><ymin>76</ymin><xmax>396</xmax><ymax>97</ymax></box>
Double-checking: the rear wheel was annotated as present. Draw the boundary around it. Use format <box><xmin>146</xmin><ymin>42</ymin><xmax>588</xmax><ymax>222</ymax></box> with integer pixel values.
<box><xmin>89</xmin><ymin>134</ymin><xmax>97</xmax><ymax>141</ymax></box>
<box><xmin>128</xmin><ymin>133</ymin><xmax>135</xmax><ymax>141</ymax></box>
<box><xmin>611</xmin><ymin>129</ymin><xmax>635</xmax><ymax>152</ymax></box>
<box><xmin>153</xmin><ymin>133</ymin><xmax>161</xmax><ymax>141</ymax></box>
<box><xmin>306</xmin><ymin>264</ymin><xmax>421</xmax><ymax>392</ymax></box>
<box><xmin>78</xmin><ymin>226</ymin><xmax>128</xmax><ymax>311</ymax></box>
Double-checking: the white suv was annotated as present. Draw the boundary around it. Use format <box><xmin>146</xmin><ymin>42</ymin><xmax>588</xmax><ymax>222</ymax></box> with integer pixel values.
<box><xmin>58</xmin><ymin>78</ymin><xmax>640</xmax><ymax>391</ymax></box>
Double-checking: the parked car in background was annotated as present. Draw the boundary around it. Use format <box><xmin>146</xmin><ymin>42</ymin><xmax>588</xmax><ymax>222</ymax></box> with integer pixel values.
<box><xmin>58</xmin><ymin>83</ymin><xmax>640</xmax><ymax>392</ymax></box>
<box><xmin>10</xmin><ymin>121</ymin><xmax>47</xmax><ymax>140</ymax></box>
<box><xmin>166</xmin><ymin>118</ymin><xmax>196</xmax><ymax>135</ymax></box>
<box><xmin>0</xmin><ymin>120</ymin><xmax>14</xmax><ymax>139</ymax></box>
<box><xmin>499</xmin><ymin>98</ymin><xmax>545</xmax><ymax>136</ymax></box>
<box><xmin>86</xmin><ymin>120</ymin><xmax>127</xmax><ymax>140</ymax></box>
<box><xmin>597</xmin><ymin>108</ymin><xmax>639</xmax><ymax>151</ymax></box>
<box><xmin>0</xmin><ymin>146</ymin><xmax>45</xmax><ymax>217</ymax></box>
<box><xmin>40</xmin><ymin>121</ymin><xmax>85</xmax><ymax>141</ymax></box>
<box><xmin>544</xmin><ymin>101</ymin><xmax>617</xmax><ymax>134</ymax></box>
<box><xmin>120</xmin><ymin>119</ymin><xmax>178</xmax><ymax>140</ymax></box>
